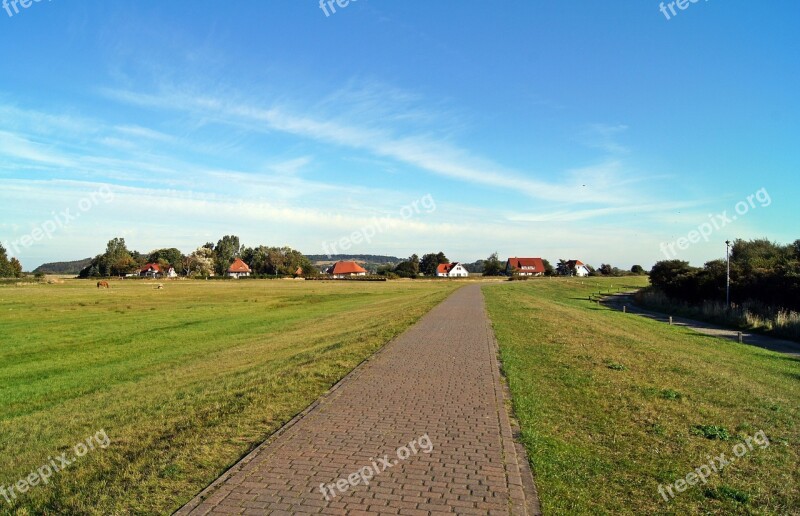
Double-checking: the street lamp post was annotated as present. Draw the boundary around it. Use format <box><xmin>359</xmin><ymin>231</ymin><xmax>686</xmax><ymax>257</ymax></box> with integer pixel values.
<box><xmin>725</xmin><ymin>240</ymin><xmax>732</xmax><ymax>308</ymax></box>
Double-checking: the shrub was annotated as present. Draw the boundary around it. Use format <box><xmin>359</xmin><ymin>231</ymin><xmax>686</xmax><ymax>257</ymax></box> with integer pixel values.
<box><xmin>691</xmin><ymin>425</ymin><xmax>731</xmax><ymax>440</ymax></box>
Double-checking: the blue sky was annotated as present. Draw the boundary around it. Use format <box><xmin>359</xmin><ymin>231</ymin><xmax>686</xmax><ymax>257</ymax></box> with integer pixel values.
<box><xmin>1</xmin><ymin>1</ymin><xmax>797</xmax><ymax>270</ymax></box>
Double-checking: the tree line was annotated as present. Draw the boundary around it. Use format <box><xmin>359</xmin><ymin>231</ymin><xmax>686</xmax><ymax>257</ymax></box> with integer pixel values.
<box><xmin>77</xmin><ymin>236</ymin><xmax>316</xmax><ymax>278</ymax></box>
<box><xmin>649</xmin><ymin>238</ymin><xmax>800</xmax><ymax>311</ymax></box>
<box><xmin>374</xmin><ymin>251</ymin><xmax>646</xmax><ymax>278</ymax></box>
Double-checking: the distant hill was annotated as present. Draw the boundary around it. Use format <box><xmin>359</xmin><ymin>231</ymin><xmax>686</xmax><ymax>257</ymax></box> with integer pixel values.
<box><xmin>305</xmin><ymin>254</ymin><xmax>401</xmax><ymax>264</ymax></box>
<box><xmin>33</xmin><ymin>258</ymin><xmax>93</xmax><ymax>275</ymax></box>
<box><xmin>462</xmin><ymin>260</ymin><xmax>484</xmax><ymax>273</ymax></box>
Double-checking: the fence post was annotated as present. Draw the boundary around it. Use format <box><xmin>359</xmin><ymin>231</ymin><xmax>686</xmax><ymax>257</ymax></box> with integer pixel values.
<box><xmin>669</xmin><ymin>316</ymin><xmax>673</xmax><ymax>326</ymax></box>
<box><xmin>623</xmin><ymin>305</ymin><xmax>627</xmax><ymax>313</ymax></box>
<box><xmin>738</xmin><ymin>332</ymin><xmax>743</xmax><ymax>344</ymax></box>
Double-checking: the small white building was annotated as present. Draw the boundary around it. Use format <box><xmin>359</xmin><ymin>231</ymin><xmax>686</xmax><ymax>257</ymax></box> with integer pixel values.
<box><xmin>567</xmin><ymin>260</ymin><xmax>591</xmax><ymax>277</ymax></box>
<box><xmin>436</xmin><ymin>262</ymin><xmax>469</xmax><ymax>278</ymax></box>
<box><xmin>140</xmin><ymin>263</ymin><xmax>162</xmax><ymax>278</ymax></box>
<box><xmin>228</xmin><ymin>258</ymin><xmax>252</xmax><ymax>279</ymax></box>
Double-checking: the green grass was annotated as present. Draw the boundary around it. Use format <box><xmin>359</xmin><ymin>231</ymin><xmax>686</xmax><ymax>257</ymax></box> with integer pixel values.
<box><xmin>0</xmin><ymin>279</ymin><xmax>461</xmax><ymax>514</ymax></box>
<box><xmin>484</xmin><ymin>277</ymin><xmax>799</xmax><ymax>515</ymax></box>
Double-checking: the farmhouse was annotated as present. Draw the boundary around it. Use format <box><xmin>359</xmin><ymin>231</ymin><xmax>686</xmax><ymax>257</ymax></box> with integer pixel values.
<box><xmin>140</xmin><ymin>263</ymin><xmax>162</xmax><ymax>278</ymax></box>
<box><xmin>327</xmin><ymin>261</ymin><xmax>367</xmax><ymax>279</ymax></box>
<box><xmin>567</xmin><ymin>260</ymin><xmax>591</xmax><ymax>277</ymax></box>
<box><xmin>436</xmin><ymin>262</ymin><xmax>469</xmax><ymax>278</ymax></box>
<box><xmin>506</xmin><ymin>257</ymin><xmax>545</xmax><ymax>277</ymax></box>
<box><xmin>228</xmin><ymin>258</ymin><xmax>252</xmax><ymax>279</ymax></box>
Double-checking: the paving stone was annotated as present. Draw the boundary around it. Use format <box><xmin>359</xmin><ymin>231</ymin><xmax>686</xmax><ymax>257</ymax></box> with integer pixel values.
<box><xmin>177</xmin><ymin>286</ymin><xmax>539</xmax><ymax>515</ymax></box>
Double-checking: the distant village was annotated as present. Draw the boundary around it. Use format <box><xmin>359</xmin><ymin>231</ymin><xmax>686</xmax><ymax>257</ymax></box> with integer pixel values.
<box><xmin>21</xmin><ymin>236</ymin><xmax>647</xmax><ymax>280</ymax></box>
<box><xmin>133</xmin><ymin>257</ymin><xmax>590</xmax><ymax>279</ymax></box>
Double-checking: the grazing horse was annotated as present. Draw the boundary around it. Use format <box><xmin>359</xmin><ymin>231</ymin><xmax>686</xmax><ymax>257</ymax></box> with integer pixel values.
<box><xmin>97</xmin><ymin>281</ymin><xmax>110</xmax><ymax>289</ymax></box>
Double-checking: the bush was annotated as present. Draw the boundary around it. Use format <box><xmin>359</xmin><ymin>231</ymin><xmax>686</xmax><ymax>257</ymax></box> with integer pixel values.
<box><xmin>635</xmin><ymin>287</ymin><xmax>800</xmax><ymax>341</ymax></box>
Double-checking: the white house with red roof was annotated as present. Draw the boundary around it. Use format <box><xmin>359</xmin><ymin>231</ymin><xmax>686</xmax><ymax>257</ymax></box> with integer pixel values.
<box><xmin>506</xmin><ymin>257</ymin><xmax>545</xmax><ymax>277</ymax></box>
<box><xmin>566</xmin><ymin>260</ymin><xmax>591</xmax><ymax>277</ymax></box>
<box><xmin>435</xmin><ymin>262</ymin><xmax>469</xmax><ymax>278</ymax></box>
<box><xmin>228</xmin><ymin>258</ymin><xmax>252</xmax><ymax>279</ymax></box>
<box><xmin>326</xmin><ymin>261</ymin><xmax>367</xmax><ymax>278</ymax></box>
<box><xmin>140</xmin><ymin>263</ymin><xmax>162</xmax><ymax>278</ymax></box>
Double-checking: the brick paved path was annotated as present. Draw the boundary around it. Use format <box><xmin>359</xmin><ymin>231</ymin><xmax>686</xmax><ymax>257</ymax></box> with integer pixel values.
<box><xmin>177</xmin><ymin>285</ymin><xmax>539</xmax><ymax>515</ymax></box>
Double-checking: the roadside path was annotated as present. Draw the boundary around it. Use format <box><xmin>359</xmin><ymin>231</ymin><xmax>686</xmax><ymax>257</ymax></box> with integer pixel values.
<box><xmin>177</xmin><ymin>285</ymin><xmax>540</xmax><ymax>515</ymax></box>
<box><xmin>602</xmin><ymin>293</ymin><xmax>800</xmax><ymax>358</ymax></box>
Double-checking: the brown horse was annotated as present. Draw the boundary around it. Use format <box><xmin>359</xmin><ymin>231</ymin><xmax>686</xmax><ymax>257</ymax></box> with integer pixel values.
<box><xmin>97</xmin><ymin>281</ymin><xmax>110</xmax><ymax>289</ymax></box>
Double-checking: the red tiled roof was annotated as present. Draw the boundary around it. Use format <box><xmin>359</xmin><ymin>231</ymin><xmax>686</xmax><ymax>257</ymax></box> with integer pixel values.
<box><xmin>567</xmin><ymin>260</ymin><xmax>585</xmax><ymax>267</ymax></box>
<box><xmin>330</xmin><ymin>261</ymin><xmax>367</xmax><ymax>275</ymax></box>
<box><xmin>436</xmin><ymin>263</ymin><xmax>452</xmax><ymax>274</ymax></box>
<box><xmin>141</xmin><ymin>263</ymin><xmax>161</xmax><ymax>273</ymax></box>
<box><xmin>228</xmin><ymin>258</ymin><xmax>251</xmax><ymax>273</ymax></box>
<box><xmin>507</xmin><ymin>257</ymin><xmax>545</xmax><ymax>273</ymax></box>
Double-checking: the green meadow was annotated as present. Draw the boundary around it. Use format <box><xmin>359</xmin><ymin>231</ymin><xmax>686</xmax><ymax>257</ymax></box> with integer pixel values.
<box><xmin>3</xmin><ymin>276</ymin><xmax>797</xmax><ymax>515</ymax></box>
<box><xmin>484</xmin><ymin>277</ymin><xmax>799</xmax><ymax>515</ymax></box>
<box><xmin>0</xmin><ymin>279</ymin><xmax>460</xmax><ymax>514</ymax></box>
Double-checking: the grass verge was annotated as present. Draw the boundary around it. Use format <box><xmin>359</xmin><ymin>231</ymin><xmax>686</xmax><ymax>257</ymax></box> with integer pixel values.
<box><xmin>484</xmin><ymin>277</ymin><xmax>798</xmax><ymax>515</ymax></box>
<box><xmin>0</xmin><ymin>279</ymin><xmax>461</xmax><ymax>514</ymax></box>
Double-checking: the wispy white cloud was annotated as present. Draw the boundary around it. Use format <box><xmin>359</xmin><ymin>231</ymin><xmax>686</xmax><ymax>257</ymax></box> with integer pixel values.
<box><xmin>0</xmin><ymin>130</ymin><xmax>78</xmax><ymax>168</ymax></box>
<box><xmin>114</xmin><ymin>124</ymin><xmax>176</xmax><ymax>143</ymax></box>
<box><xmin>99</xmin><ymin>85</ymin><xmax>653</xmax><ymax>206</ymax></box>
<box><xmin>507</xmin><ymin>200</ymin><xmax>706</xmax><ymax>222</ymax></box>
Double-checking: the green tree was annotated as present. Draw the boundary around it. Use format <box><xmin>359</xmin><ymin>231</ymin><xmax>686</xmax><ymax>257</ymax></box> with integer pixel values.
<box><xmin>214</xmin><ymin>235</ymin><xmax>241</xmax><ymax>275</ymax></box>
<box><xmin>376</xmin><ymin>263</ymin><xmax>395</xmax><ymax>276</ymax></box>
<box><xmin>420</xmin><ymin>252</ymin><xmax>449</xmax><ymax>276</ymax></box>
<box><xmin>598</xmin><ymin>264</ymin><xmax>614</xmax><ymax>276</ymax></box>
<box><xmin>9</xmin><ymin>258</ymin><xmax>22</xmax><ymax>277</ymax></box>
<box><xmin>104</xmin><ymin>238</ymin><xmax>136</xmax><ymax>276</ymax></box>
<box><xmin>77</xmin><ymin>238</ymin><xmax>137</xmax><ymax>278</ymax></box>
<box><xmin>394</xmin><ymin>254</ymin><xmax>420</xmax><ymax>277</ymax></box>
<box><xmin>148</xmin><ymin>248</ymin><xmax>184</xmax><ymax>268</ymax></box>
<box><xmin>0</xmin><ymin>243</ymin><xmax>12</xmax><ymax>277</ymax></box>
<box><xmin>631</xmin><ymin>265</ymin><xmax>645</xmax><ymax>275</ymax></box>
<box><xmin>246</xmin><ymin>246</ymin><xmax>312</xmax><ymax>276</ymax></box>
<box><xmin>186</xmin><ymin>247</ymin><xmax>215</xmax><ymax>277</ymax></box>
<box><xmin>649</xmin><ymin>260</ymin><xmax>700</xmax><ymax>298</ymax></box>
<box><xmin>482</xmin><ymin>252</ymin><xmax>504</xmax><ymax>276</ymax></box>
<box><xmin>542</xmin><ymin>259</ymin><xmax>554</xmax><ymax>277</ymax></box>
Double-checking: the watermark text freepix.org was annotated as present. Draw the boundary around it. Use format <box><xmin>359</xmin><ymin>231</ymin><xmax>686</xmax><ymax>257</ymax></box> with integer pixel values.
<box><xmin>660</xmin><ymin>187</ymin><xmax>770</xmax><ymax>259</ymax></box>
<box><xmin>319</xmin><ymin>0</ymin><xmax>355</xmax><ymax>17</ymax></box>
<box><xmin>319</xmin><ymin>434</ymin><xmax>433</xmax><ymax>500</ymax></box>
<box><xmin>321</xmin><ymin>193</ymin><xmax>436</xmax><ymax>258</ymax></box>
<box><xmin>659</xmin><ymin>0</ymin><xmax>709</xmax><ymax>21</ymax></box>
<box><xmin>1</xmin><ymin>429</ymin><xmax>110</xmax><ymax>506</ymax></box>
<box><xmin>2</xmin><ymin>185</ymin><xmax>114</xmax><ymax>258</ymax></box>
<box><xmin>3</xmin><ymin>0</ymin><xmax>52</xmax><ymax>19</ymax></box>
<box><xmin>658</xmin><ymin>430</ymin><xmax>769</xmax><ymax>502</ymax></box>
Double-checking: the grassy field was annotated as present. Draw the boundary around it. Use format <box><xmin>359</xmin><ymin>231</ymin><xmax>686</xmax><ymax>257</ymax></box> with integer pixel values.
<box><xmin>484</xmin><ymin>277</ymin><xmax>799</xmax><ymax>515</ymax></box>
<box><xmin>0</xmin><ymin>278</ymin><xmax>461</xmax><ymax>514</ymax></box>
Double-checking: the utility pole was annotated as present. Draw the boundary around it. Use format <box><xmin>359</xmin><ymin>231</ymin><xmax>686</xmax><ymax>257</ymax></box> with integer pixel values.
<box><xmin>725</xmin><ymin>240</ymin><xmax>732</xmax><ymax>308</ymax></box>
